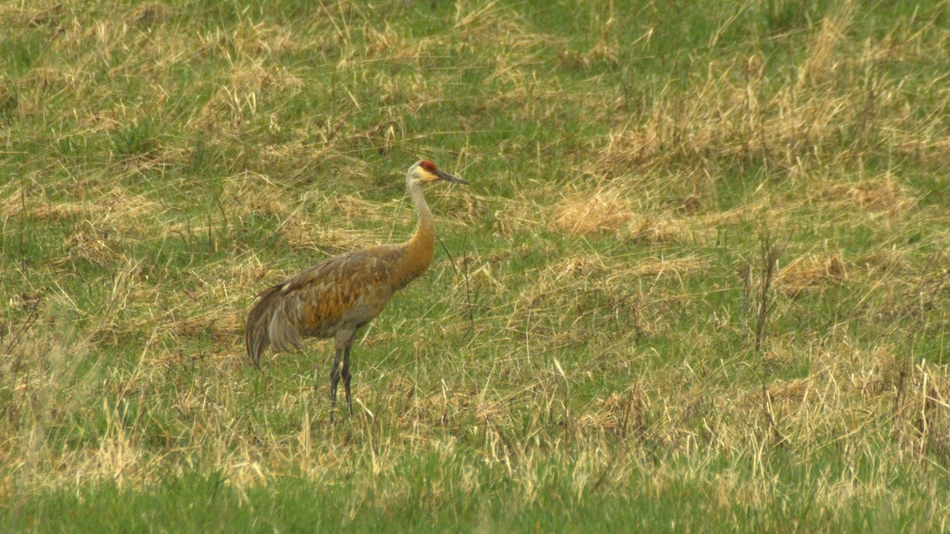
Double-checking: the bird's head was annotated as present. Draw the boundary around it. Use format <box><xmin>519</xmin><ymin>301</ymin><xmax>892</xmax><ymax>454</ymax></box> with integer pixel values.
<box><xmin>406</xmin><ymin>160</ymin><xmax>468</xmax><ymax>189</ymax></box>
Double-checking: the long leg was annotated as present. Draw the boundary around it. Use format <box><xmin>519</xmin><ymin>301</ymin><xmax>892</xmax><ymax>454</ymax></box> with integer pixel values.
<box><xmin>341</xmin><ymin>346</ymin><xmax>353</xmax><ymax>416</ymax></box>
<box><xmin>329</xmin><ymin>348</ymin><xmax>343</xmax><ymax>422</ymax></box>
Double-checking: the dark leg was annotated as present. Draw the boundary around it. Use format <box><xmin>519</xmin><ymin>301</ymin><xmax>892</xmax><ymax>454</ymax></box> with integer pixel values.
<box><xmin>342</xmin><ymin>346</ymin><xmax>353</xmax><ymax>415</ymax></box>
<box><xmin>329</xmin><ymin>348</ymin><xmax>343</xmax><ymax>422</ymax></box>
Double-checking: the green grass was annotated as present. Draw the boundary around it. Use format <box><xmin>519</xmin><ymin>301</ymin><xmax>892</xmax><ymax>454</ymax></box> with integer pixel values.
<box><xmin>5</xmin><ymin>455</ymin><xmax>947</xmax><ymax>532</ymax></box>
<box><xmin>2</xmin><ymin>0</ymin><xmax>950</xmax><ymax>531</ymax></box>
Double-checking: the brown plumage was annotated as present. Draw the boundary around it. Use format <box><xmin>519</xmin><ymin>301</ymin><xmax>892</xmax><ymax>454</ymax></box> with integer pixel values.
<box><xmin>245</xmin><ymin>160</ymin><xmax>468</xmax><ymax>420</ymax></box>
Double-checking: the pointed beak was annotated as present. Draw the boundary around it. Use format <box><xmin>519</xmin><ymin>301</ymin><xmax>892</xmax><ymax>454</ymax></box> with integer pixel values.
<box><xmin>437</xmin><ymin>169</ymin><xmax>469</xmax><ymax>185</ymax></box>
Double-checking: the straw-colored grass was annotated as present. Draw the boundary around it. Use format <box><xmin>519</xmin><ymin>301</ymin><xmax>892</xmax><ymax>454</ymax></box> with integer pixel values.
<box><xmin>1</xmin><ymin>0</ymin><xmax>949</xmax><ymax>530</ymax></box>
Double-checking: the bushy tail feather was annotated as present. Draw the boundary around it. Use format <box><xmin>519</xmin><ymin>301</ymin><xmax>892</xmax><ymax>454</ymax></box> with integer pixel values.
<box><xmin>245</xmin><ymin>285</ymin><xmax>280</xmax><ymax>368</ymax></box>
<box><xmin>245</xmin><ymin>284</ymin><xmax>305</xmax><ymax>367</ymax></box>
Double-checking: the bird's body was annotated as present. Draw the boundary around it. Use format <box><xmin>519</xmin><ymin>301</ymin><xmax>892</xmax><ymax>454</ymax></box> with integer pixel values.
<box><xmin>245</xmin><ymin>160</ymin><xmax>467</xmax><ymax>419</ymax></box>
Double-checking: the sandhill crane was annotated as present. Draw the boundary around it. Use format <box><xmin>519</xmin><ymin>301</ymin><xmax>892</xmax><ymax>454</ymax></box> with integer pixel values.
<box><xmin>245</xmin><ymin>160</ymin><xmax>468</xmax><ymax>420</ymax></box>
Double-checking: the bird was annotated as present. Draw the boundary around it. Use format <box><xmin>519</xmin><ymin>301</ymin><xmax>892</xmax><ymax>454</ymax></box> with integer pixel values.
<box><xmin>244</xmin><ymin>160</ymin><xmax>468</xmax><ymax>421</ymax></box>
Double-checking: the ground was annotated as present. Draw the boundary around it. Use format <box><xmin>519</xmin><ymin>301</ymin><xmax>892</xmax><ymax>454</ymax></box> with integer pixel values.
<box><xmin>1</xmin><ymin>0</ymin><xmax>949</xmax><ymax>531</ymax></box>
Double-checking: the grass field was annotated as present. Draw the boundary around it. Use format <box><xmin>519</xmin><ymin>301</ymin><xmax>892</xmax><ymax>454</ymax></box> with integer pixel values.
<box><xmin>2</xmin><ymin>0</ymin><xmax>950</xmax><ymax>531</ymax></box>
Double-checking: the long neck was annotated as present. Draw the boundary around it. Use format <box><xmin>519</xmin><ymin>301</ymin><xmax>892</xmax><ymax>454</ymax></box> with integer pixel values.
<box><xmin>392</xmin><ymin>183</ymin><xmax>435</xmax><ymax>290</ymax></box>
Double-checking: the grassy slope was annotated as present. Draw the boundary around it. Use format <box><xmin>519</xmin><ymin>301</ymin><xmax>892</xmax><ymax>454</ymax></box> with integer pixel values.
<box><xmin>1</xmin><ymin>0</ymin><xmax>949</xmax><ymax>531</ymax></box>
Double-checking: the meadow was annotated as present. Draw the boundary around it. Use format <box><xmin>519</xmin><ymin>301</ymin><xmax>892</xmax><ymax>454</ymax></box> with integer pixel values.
<box><xmin>1</xmin><ymin>0</ymin><xmax>950</xmax><ymax>531</ymax></box>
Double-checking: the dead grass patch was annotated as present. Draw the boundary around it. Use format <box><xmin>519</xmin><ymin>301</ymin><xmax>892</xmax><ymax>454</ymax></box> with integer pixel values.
<box><xmin>795</xmin><ymin>1</ymin><xmax>854</xmax><ymax>89</ymax></box>
<box><xmin>598</xmin><ymin>79</ymin><xmax>861</xmax><ymax>176</ymax></box>
<box><xmin>776</xmin><ymin>252</ymin><xmax>848</xmax><ymax>296</ymax></box>
<box><xmin>191</xmin><ymin>62</ymin><xmax>303</xmax><ymax>131</ymax></box>
<box><xmin>0</xmin><ymin>185</ymin><xmax>158</xmax><ymax>222</ymax></box>
<box><xmin>453</xmin><ymin>0</ymin><xmax>547</xmax><ymax>51</ymax></box>
<box><xmin>623</xmin><ymin>216</ymin><xmax>693</xmax><ymax>244</ymax></box>
<box><xmin>817</xmin><ymin>175</ymin><xmax>916</xmax><ymax>214</ymax></box>
<box><xmin>893</xmin><ymin>137</ymin><xmax>950</xmax><ymax>166</ymax></box>
<box><xmin>489</xmin><ymin>190</ymin><xmax>550</xmax><ymax>237</ymax></box>
<box><xmin>278</xmin><ymin>215</ymin><xmax>380</xmax><ymax>255</ymax></box>
<box><xmin>58</xmin><ymin>223</ymin><xmax>123</xmax><ymax>268</ymax></box>
<box><xmin>593</xmin><ymin>3</ymin><xmax>944</xmax><ymax>181</ymax></box>
<box><xmin>537</xmin><ymin>253</ymin><xmax>709</xmax><ymax>293</ymax></box>
<box><xmin>635</xmin><ymin>256</ymin><xmax>710</xmax><ymax>278</ymax></box>
<box><xmin>127</xmin><ymin>2</ymin><xmax>173</xmax><ymax>26</ymax></box>
<box><xmin>546</xmin><ymin>255</ymin><xmax>609</xmax><ymax>281</ymax></box>
<box><xmin>165</xmin><ymin>308</ymin><xmax>243</xmax><ymax>340</ymax></box>
<box><xmin>554</xmin><ymin>188</ymin><xmax>632</xmax><ymax>236</ymax></box>
<box><xmin>553</xmin><ymin>186</ymin><xmax>702</xmax><ymax>243</ymax></box>
<box><xmin>699</xmin><ymin>198</ymin><xmax>773</xmax><ymax>228</ymax></box>
<box><xmin>277</xmin><ymin>193</ymin><xmax>400</xmax><ymax>253</ymax></box>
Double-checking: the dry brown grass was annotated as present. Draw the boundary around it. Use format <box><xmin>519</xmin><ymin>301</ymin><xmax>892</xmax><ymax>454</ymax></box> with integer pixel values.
<box><xmin>1</xmin><ymin>0</ymin><xmax>949</xmax><ymax>527</ymax></box>
<box><xmin>592</xmin><ymin>4</ymin><xmax>949</xmax><ymax>192</ymax></box>
<box><xmin>553</xmin><ymin>183</ymin><xmax>696</xmax><ymax>244</ymax></box>
<box><xmin>191</xmin><ymin>63</ymin><xmax>304</xmax><ymax>133</ymax></box>
<box><xmin>817</xmin><ymin>174</ymin><xmax>916</xmax><ymax>214</ymax></box>
<box><xmin>554</xmin><ymin>187</ymin><xmax>633</xmax><ymax>236</ymax></box>
<box><xmin>776</xmin><ymin>252</ymin><xmax>848</xmax><ymax>296</ymax></box>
